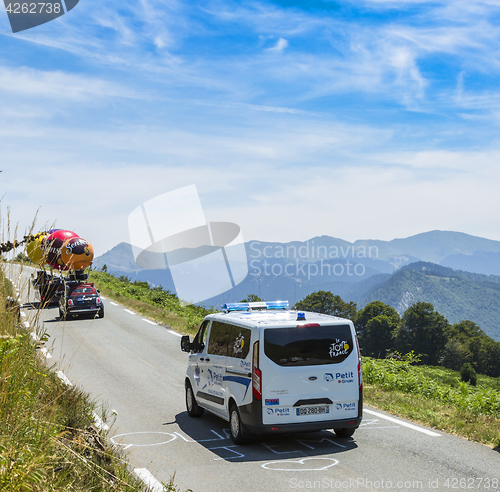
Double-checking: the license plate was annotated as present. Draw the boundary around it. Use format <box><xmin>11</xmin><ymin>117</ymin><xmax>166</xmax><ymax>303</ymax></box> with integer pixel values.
<box><xmin>296</xmin><ymin>405</ymin><xmax>330</xmax><ymax>416</ymax></box>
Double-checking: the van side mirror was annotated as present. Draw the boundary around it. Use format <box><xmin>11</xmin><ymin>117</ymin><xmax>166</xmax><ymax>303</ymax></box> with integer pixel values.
<box><xmin>180</xmin><ymin>335</ymin><xmax>192</xmax><ymax>352</ymax></box>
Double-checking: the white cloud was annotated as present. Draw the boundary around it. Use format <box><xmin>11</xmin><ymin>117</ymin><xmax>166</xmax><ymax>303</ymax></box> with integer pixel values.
<box><xmin>0</xmin><ymin>66</ymin><xmax>142</xmax><ymax>100</ymax></box>
<box><xmin>267</xmin><ymin>37</ymin><xmax>289</xmax><ymax>52</ymax></box>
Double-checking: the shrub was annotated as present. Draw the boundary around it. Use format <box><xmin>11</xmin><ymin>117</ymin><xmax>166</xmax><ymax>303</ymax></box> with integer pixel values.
<box><xmin>460</xmin><ymin>362</ymin><xmax>477</xmax><ymax>386</ymax></box>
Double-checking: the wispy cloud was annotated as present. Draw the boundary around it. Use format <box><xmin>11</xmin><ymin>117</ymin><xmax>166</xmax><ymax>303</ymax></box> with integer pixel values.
<box><xmin>2</xmin><ymin>0</ymin><xmax>500</xmax><ymax>252</ymax></box>
<box><xmin>267</xmin><ymin>37</ymin><xmax>288</xmax><ymax>52</ymax></box>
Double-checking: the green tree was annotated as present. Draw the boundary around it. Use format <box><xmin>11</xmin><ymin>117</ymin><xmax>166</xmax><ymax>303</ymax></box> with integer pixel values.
<box><xmin>294</xmin><ymin>290</ymin><xmax>357</xmax><ymax>320</ymax></box>
<box><xmin>396</xmin><ymin>302</ymin><xmax>449</xmax><ymax>365</ymax></box>
<box><xmin>460</xmin><ymin>362</ymin><xmax>477</xmax><ymax>386</ymax></box>
<box><xmin>445</xmin><ymin>320</ymin><xmax>500</xmax><ymax>377</ymax></box>
<box><xmin>441</xmin><ymin>338</ymin><xmax>471</xmax><ymax>371</ymax></box>
<box><xmin>240</xmin><ymin>294</ymin><xmax>264</xmax><ymax>302</ymax></box>
<box><xmin>356</xmin><ymin>301</ymin><xmax>400</xmax><ymax>357</ymax></box>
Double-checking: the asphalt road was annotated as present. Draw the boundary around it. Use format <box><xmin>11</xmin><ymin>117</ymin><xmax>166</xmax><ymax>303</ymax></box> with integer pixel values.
<box><xmin>8</xmin><ymin>264</ymin><xmax>500</xmax><ymax>492</ymax></box>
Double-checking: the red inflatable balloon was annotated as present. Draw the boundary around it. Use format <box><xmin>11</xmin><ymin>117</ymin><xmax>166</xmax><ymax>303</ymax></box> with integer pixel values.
<box><xmin>44</xmin><ymin>229</ymin><xmax>79</xmax><ymax>269</ymax></box>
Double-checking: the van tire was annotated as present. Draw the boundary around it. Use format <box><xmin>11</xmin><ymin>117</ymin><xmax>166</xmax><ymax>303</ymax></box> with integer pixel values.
<box><xmin>186</xmin><ymin>382</ymin><xmax>204</xmax><ymax>417</ymax></box>
<box><xmin>334</xmin><ymin>428</ymin><xmax>355</xmax><ymax>438</ymax></box>
<box><xmin>229</xmin><ymin>404</ymin><xmax>246</xmax><ymax>445</ymax></box>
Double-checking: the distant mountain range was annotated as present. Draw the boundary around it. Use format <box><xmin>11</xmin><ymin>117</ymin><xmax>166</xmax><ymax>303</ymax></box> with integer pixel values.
<box><xmin>94</xmin><ymin>230</ymin><xmax>500</xmax><ymax>341</ymax></box>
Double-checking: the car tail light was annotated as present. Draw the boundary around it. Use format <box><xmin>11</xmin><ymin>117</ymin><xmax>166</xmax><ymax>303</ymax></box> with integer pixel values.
<box><xmin>355</xmin><ymin>336</ymin><xmax>363</xmax><ymax>392</ymax></box>
<box><xmin>96</xmin><ymin>298</ymin><xmax>101</xmax><ymax>305</ymax></box>
<box><xmin>252</xmin><ymin>341</ymin><xmax>262</xmax><ymax>401</ymax></box>
<box><xmin>68</xmin><ymin>299</ymin><xmax>73</xmax><ymax>307</ymax></box>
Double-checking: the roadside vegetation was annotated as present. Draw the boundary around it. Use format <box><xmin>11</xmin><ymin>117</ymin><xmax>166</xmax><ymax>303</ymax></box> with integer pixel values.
<box><xmin>89</xmin><ymin>270</ymin><xmax>215</xmax><ymax>336</ymax></box>
<box><xmin>0</xmin><ymin>268</ymin><xmax>155</xmax><ymax>491</ymax></box>
<box><xmin>363</xmin><ymin>353</ymin><xmax>500</xmax><ymax>447</ymax></box>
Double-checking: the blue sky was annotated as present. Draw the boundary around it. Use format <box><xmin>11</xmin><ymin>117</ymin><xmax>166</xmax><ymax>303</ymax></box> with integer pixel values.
<box><xmin>1</xmin><ymin>0</ymin><xmax>500</xmax><ymax>255</ymax></box>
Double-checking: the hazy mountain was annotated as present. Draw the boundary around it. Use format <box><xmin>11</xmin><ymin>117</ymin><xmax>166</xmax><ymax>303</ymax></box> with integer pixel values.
<box><xmin>440</xmin><ymin>252</ymin><xmax>500</xmax><ymax>275</ymax></box>
<box><xmin>360</xmin><ymin>262</ymin><xmax>500</xmax><ymax>341</ymax></box>
<box><xmin>93</xmin><ymin>231</ymin><xmax>500</xmax><ymax>339</ymax></box>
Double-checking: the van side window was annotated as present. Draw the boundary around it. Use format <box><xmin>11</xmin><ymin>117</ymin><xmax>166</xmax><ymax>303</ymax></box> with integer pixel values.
<box><xmin>207</xmin><ymin>321</ymin><xmax>231</xmax><ymax>356</ymax></box>
<box><xmin>193</xmin><ymin>320</ymin><xmax>210</xmax><ymax>353</ymax></box>
<box><xmin>206</xmin><ymin>321</ymin><xmax>251</xmax><ymax>358</ymax></box>
<box><xmin>227</xmin><ymin>325</ymin><xmax>251</xmax><ymax>359</ymax></box>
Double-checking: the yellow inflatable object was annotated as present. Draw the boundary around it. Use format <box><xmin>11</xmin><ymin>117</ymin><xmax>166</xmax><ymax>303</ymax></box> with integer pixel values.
<box><xmin>61</xmin><ymin>237</ymin><xmax>94</xmax><ymax>271</ymax></box>
<box><xmin>26</xmin><ymin>233</ymin><xmax>48</xmax><ymax>265</ymax></box>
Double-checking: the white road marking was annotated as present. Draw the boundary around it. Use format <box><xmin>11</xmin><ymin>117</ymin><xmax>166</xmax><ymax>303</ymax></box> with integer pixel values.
<box><xmin>56</xmin><ymin>371</ymin><xmax>73</xmax><ymax>387</ymax></box>
<box><xmin>124</xmin><ymin>309</ymin><xmax>136</xmax><ymax>315</ymax></box>
<box><xmin>110</xmin><ymin>302</ymin><xmax>119</xmax><ymax>306</ymax></box>
<box><xmin>133</xmin><ymin>468</ymin><xmax>165</xmax><ymax>492</ymax></box>
<box><xmin>92</xmin><ymin>411</ymin><xmax>110</xmax><ymax>431</ymax></box>
<box><xmin>142</xmin><ymin>319</ymin><xmax>158</xmax><ymax>325</ymax></box>
<box><xmin>363</xmin><ymin>409</ymin><xmax>441</xmax><ymax>437</ymax></box>
<box><xmin>40</xmin><ymin>348</ymin><xmax>52</xmax><ymax>359</ymax></box>
<box><xmin>173</xmin><ymin>432</ymin><xmax>195</xmax><ymax>443</ymax></box>
<box><xmin>210</xmin><ymin>445</ymin><xmax>245</xmax><ymax>460</ymax></box>
<box><xmin>30</xmin><ymin>332</ymin><xmax>38</xmax><ymax>342</ymax></box>
<box><xmin>262</xmin><ymin>457</ymin><xmax>339</xmax><ymax>471</ymax></box>
<box><xmin>20</xmin><ymin>311</ymin><xmax>26</xmax><ymax>317</ymax></box>
<box><xmin>24</xmin><ymin>321</ymin><xmax>30</xmax><ymax>328</ymax></box>
<box><xmin>167</xmin><ymin>330</ymin><xmax>182</xmax><ymax>337</ymax></box>
<box><xmin>100</xmin><ymin>296</ymin><xmax>106</xmax><ymax>299</ymax></box>
<box><xmin>299</xmin><ymin>435</ymin><xmax>346</xmax><ymax>449</ymax></box>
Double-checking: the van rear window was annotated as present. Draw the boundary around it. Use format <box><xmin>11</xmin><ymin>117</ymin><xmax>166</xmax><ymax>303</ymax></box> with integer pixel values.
<box><xmin>264</xmin><ymin>325</ymin><xmax>353</xmax><ymax>366</ymax></box>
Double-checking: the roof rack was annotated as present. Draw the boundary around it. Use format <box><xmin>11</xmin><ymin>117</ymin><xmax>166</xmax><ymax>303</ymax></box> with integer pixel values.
<box><xmin>222</xmin><ymin>301</ymin><xmax>289</xmax><ymax>313</ymax></box>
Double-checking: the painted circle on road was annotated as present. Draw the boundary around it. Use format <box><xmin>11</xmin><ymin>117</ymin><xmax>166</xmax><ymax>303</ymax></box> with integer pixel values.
<box><xmin>111</xmin><ymin>432</ymin><xmax>177</xmax><ymax>448</ymax></box>
<box><xmin>262</xmin><ymin>457</ymin><xmax>339</xmax><ymax>471</ymax></box>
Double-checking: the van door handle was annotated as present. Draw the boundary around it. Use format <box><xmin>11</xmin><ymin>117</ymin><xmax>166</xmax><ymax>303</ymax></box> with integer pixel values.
<box><xmin>200</xmin><ymin>357</ymin><xmax>204</xmax><ymax>361</ymax></box>
<box><xmin>205</xmin><ymin>358</ymin><xmax>210</xmax><ymax>362</ymax></box>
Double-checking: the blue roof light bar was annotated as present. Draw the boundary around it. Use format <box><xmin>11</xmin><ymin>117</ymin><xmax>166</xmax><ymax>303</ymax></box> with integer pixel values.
<box><xmin>222</xmin><ymin>301</ymin><xmax>289</xmax><ymax>313</ymax></box>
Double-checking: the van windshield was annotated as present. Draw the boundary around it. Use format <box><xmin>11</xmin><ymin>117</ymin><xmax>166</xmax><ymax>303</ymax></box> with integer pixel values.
<box><xmin>264</xmin><ymin>324</ymin><xmax>354</xmax><ymax>366</ymax></box>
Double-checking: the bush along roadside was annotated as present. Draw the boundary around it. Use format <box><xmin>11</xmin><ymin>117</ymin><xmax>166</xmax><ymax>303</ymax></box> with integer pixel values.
<box><xmin>363</xmin><ymin>352</ymin><xmax>500</xmax><ymax>448</ymax></box>
<box><xmin>89</xmin><ymin>270</ymin><xmax>216</xmax><ymax>336</ymax></box>
<box><xmin>0</xmin><ymin>268</ymin><xmax>162</xmax><ymax>492</ymax></box>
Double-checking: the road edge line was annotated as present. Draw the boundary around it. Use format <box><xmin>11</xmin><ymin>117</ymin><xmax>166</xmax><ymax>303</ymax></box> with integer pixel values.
<box><xmin>133</xmin><ymin>468</ymin><xmax>165</xmax><ymax>492</ymax></box>
<box><xmin>364</xmin><ymin>409</ymin><xmax>441</xmax><ymax>437</ymax></box>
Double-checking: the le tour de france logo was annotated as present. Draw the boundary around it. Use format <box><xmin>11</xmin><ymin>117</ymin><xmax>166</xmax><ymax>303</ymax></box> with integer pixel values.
<box><xmin>3</xmin><ymin>0</ymin><xmax>79</xmax><ymax>33</ymax></box>
<box><xmin>128</xmin><ymin>185</ymin><xmax>249</xmax><ymax>305</ymax></box>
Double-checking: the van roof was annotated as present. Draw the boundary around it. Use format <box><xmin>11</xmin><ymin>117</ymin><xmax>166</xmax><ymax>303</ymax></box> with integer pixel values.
<box><xmin>207</xmin><ymin>310</ymin><xmax>353</xmax><ymax>329</ymax></box>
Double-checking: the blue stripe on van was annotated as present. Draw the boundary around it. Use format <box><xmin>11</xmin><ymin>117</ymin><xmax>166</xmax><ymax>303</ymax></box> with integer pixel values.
<box><xmin>223</xmin><ymin>375</ymin><xmax>251</xmax><ymax>398</ymax></box>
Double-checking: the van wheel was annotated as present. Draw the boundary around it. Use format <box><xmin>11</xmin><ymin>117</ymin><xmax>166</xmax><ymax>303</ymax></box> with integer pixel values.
<box><xmin>334</xmin><ymin>428</ymin><xmax>355</xmax><ymax>438</ymax></box>
<box><xmin>186</xmin><ymin>382</ymin><xmax>204</xmax><ymax>417</ymax></box>
<box><xmin>229</xmin><ymin>404</ymin><xmax>246</xmax><ymax>445</ymax></box>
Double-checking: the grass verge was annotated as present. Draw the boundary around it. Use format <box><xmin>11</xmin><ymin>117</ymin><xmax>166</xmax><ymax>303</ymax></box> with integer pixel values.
<box><xmin>363</xmin><ymin>356</ymin><xmax>500</xmax><ymax>448</ymax></box>
<box><xmin>0</xmin><ymin>266</ymin><xmax>182</xmax><ymax>491</ymax></box>
<box><xmin>88</xmin><ymin>271</ymin><xmax>214</xmax><ymax>336</ymax></box>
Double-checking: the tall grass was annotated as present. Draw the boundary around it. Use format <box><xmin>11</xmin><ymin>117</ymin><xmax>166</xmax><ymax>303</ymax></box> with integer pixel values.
<box><xmin>0</xmin><ymin>262</ymin><xmax>151</xmax><ymax>491</ymax></box>
<box><xmin>363</xmin><ymin>353</ymin><xmax>500</xmax><ymax>417</ymax></box>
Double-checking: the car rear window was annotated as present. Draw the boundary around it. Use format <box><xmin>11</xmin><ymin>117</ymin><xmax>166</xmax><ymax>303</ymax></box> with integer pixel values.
<box><xmin>72</xmin><ymin>287</ymin><xmax>95</xmax><ymax>295</ymax></box>
<box><xmin>264</xmin><ymin>324</ymin><xmax>354</xmax><ymax>366</ymax></box>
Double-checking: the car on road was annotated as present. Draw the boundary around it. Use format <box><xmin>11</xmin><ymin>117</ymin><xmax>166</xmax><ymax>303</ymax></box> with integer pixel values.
<box><xmin>58</xmin><ymin>282</ymin><xmax>104</xmax><ymax>319</ymax></box>
<box><xmin>32</xmin><ymin>270</ymin><xmax>65</xmax><ymax>304</ymax></box>
<box><xmin>181</xmin><ymin>301</ymin><xmax>362</xmax><ymax>444</ymax></box>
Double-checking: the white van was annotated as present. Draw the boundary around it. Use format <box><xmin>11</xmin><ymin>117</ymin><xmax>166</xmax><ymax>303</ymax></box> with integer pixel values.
<box><xmin>180</xmin><ymin>301</ymin><xmax>362</xmax><ymax>444</ymax></box>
